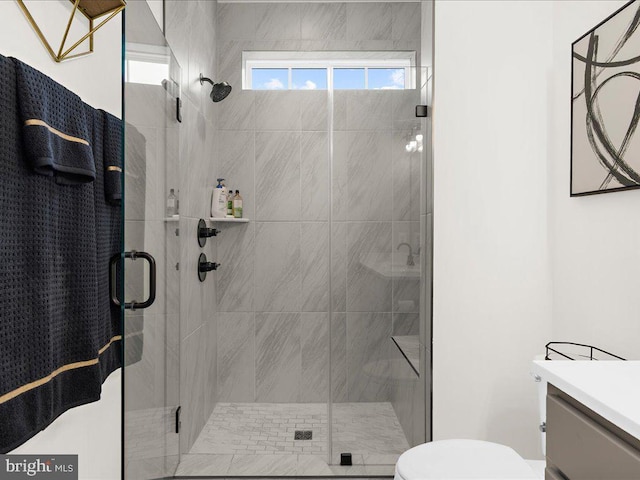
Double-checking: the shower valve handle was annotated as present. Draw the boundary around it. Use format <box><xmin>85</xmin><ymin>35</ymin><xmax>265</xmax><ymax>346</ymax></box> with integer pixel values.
<box><xmin>199</xmin><ymin>261</ymin><xmax>220</xmax><ymax>272</ymax></box>
<box><xmin>200</xmin><ymin>226</ymin><xmax>220</xmax><ymax>238</ymax></box>
<box><xmin>198</xmin><ymin>253</ymin><xmax>219</xmax><ymax>282</ymax></box>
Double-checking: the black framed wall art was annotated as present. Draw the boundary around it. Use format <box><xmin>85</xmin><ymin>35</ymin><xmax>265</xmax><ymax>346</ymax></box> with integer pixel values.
<box><xmin>571</xmin><ymin>0</ymin><xmax>640</xmax><ymax>196</ymax></box>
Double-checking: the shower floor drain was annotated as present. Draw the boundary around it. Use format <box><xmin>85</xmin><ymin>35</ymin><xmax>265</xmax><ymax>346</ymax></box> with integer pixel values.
<box><xmin>294</xmin><ymin>430</ymin><xmax>312</xmax><ymax>440</ymax></box>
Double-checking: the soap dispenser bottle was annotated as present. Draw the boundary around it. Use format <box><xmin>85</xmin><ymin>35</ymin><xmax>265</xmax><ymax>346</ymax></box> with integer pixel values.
<box><xmin>211</xmin><ymin>178</ymin><xmax>227</xmax><ymax>218</ymax></box>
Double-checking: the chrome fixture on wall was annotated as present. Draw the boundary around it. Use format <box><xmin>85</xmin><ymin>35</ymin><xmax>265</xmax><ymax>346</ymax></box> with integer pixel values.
<box><xmin>199</xmin><ymin>73</ymin><xmax>232</xmax><ymax>102</ymax></box>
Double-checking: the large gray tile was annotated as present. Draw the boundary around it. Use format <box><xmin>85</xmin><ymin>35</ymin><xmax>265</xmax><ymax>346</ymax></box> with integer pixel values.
<box><xmin>228</xmin><ymin>455</ymin><xmax>298</xmax><ymax>476</ymax></box>
<box><xmin>124</xmin><ymin>313</ymin><xmax>163</xmax><ymax>411</ymax></box>
<box><xmin>331</xmin><ymin>313</ymin><xmax>347</xmax><ymax>403</ymax></box>
<box><xmin>255</xmin><ymin>131</ymin><xmax>301</xmax><ymax>221</ymax></box>
<box><xmin>301</xmin><ymin>3</ymin><xmax>346</xmax><ymax>41</ymax></box>
<box><xmin>392</xmin><ymin>3</ymin><xmax>421</xmax><ymax>41</ymax></box>
<box><xmin>217</xmin><ymin>3</ymin><xmax>256</xmax><ymax>41</ymax></box>
<box><xmin>217</xmin><ymin>40</ymin><xmax>250</xmax><ymax>90</ymax></box>
<box><xmin>347</xmin><ymin>222</ymin><xmax>392</xmax><ymax>312</ymax></box>
<box><xmin>301</xmin><ymin>90</ymin><xmax>329</xmax><ymax>131</ymax></box>
<box><xmin>346</xmin><ymin>312</ymin><xmax>393</xmax><ymax>402</ymax></box>
<box><xmin>255</xmin><ymin>313</ymin><xmax>301</xmax><ymax>402</ymax></box>
<box><xmin>347</xmin><ymin>131</ymin><xmax>393</xmax><ymax>221</ymax></box>
<box><xmin>301</xmin><ymin>132</ymin><xmax>329</xmax><ymax>221</ymax></box>
<box><xmin>331</xmin><ymin>222</ymin><xmax>347</xmax><ymax>312</ymax></box>
<box><xmin>216</xmin><ymin>222</ymin><xmax>254</xmax><ymax>312</ymax></box>
<box><xmin>392</xmin><ymin>129</ymin><xmax>420</xmax><ymax>221</ymax></box>
<box><xmin>346</xmin><ymin>91</ymin><xmax>393</xmax><ymax>131</ymax></box>
<box><xmin>175</xmin><ymin>454</ymin><xmax>232</xmax><ymax>476</ymax></box>
<box><xmin>180</xmin><ymin>217</ymin><xmax>204</xmax><ymax>339</ymax></box>
<box><xmin>300</xmin><ymin>313</ymin><xmax>329</xmax><ymax>402</ymax></box>
<box><xmin>217</xmin><ymin>313</ymin><xmax>255</xmax><ymax>402</ymax></box>
<box><xmin>218</xmin><ymin>130</ymin><xmax>255</xmax><ymax>219</ymax></box>
<box><xmin>124</xmin><ymin>84</ymin><xmax>168</xmax><ymax>129</ymax></box>
<box><xmin>346</xmin><ymin>3</ymin><xmax>392</xmax><ymax>41</ymax></box>
<box><xmin>203</xmin><ymin>320</ymin><xmax>218</xmax><ymax>418</ymax></box>
<box><xmin>301</xmin><ymin>222</ymin><xmax>330</xmax><ymax>312</ymax></box>
<box><xmin>254</xmin><ymin>222</ymin><xmax>301</xmax><ymax>312</ymax></box>
<box><xmin>331</xmin><ymin>131</ymin><xmax>348</xmax><ymax>222</ymax></box>
<box><xmin>218</xmin><ymin>90</ymin><xmax>255</xmax><ymax>131</ymax></box>
<box><xmin>256</xmin><ymin>4</ymin><xmax>301</xmax><ymax>41</ymax></box>
<box><xmin>255</xmin><ymin>91</ymin><xmax>301</xmax><ymax>131</ymax></box>
<box><xmin>180</xmin><ymin>328</ymin><xmax>206</xmax><ymax>453</ymax></box>
<box><xmin>124</xmin><ymin>124</ymin><xmax>149</xmax><ymax>221</ymax></box>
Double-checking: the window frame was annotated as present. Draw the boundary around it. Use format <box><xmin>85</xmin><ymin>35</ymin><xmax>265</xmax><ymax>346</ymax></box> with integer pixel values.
<box><xmin>243</xmin><ymin>51</ymin><xmax>416</xmax><ymax>91</ymax></box>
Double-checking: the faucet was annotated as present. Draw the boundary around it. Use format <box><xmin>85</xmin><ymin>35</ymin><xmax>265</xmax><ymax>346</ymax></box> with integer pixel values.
<box><xmin>397</xmin><ymin>243</ymin><xmax>415</xmax><ymax>266</ymax></box>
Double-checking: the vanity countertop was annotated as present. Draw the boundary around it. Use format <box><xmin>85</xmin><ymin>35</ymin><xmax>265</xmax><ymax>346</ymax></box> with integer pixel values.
<box><xmin>531</xmin><ymin>360</ymin><xmax>640</xmax><ymax>440</ymax></box>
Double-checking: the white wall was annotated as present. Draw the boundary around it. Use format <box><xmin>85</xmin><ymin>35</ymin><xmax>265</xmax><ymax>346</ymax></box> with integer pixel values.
<box><xmin>432</xmin><ymin>0</ymin><xmax>554</xmax><ymax>459</ymax></box>
<box><xmin>11</xmin><ymin>371</ymin><xmax>121</xmax><ymax>480</ymax></box>
<box><xmin>1</xmin><ymin>2</ymin><xmax>122</xmax><ymax>479</ymax></box>
<box><xmin>0</xmin><ymin>0</ymin><xmax>121</xmax><ymax>115</ymax></box>
<box><xmin>549</xmin><ymin>0</ymin><xmax>640</xmax><ymax>362</ymax></box>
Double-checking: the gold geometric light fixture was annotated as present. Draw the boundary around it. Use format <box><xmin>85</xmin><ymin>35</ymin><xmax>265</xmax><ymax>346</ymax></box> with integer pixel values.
<box><xmin>16</xmin><ymin>0</ymin><xmax>126</xmax><ymax>63</ymax></box>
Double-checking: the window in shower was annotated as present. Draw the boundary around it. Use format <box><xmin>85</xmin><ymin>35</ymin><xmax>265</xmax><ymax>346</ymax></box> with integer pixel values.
<box><xmin>244</xmin><ymin>51</ymin><xmax>415</xmax><ymax>90</ymax></box>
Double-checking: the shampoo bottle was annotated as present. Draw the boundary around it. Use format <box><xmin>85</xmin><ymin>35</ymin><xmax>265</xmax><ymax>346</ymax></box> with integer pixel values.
<box><xmin>227</xmin><ymin>189</ymin><xmax>234</xmax><ymax>217</ymax></box>
<box><xmin>166</xmin><ymin>189</ymin><xmax>177</xmax><ymax>217</ymax></box>
<box><xmin>233</xmin><ymin>189</ymin><xmax>243</xmax><ymax>218</ymax></box>
<box><xmin>211</xmin><ymin>178</ymin><xmax>227</xmax><ymax>218</ymax></box>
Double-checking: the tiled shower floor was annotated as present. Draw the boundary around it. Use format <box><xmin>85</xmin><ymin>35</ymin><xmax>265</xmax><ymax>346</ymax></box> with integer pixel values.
<box><xmin>175</xmin><ymin>402</ymin><xmax>409</xmax><ymax>477</ymax></box>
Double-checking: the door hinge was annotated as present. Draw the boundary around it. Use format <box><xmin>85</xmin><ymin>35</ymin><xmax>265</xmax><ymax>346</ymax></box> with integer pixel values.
<box><xmin>175</xmin><ymin>405</ymin><xmax>182</xmax><ymax>434</ymax></box>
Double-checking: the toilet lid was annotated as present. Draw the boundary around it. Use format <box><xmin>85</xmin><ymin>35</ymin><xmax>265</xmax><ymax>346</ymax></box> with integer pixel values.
<box><xmin>395</xmin><ymin>439</ymin><xmax>538</xmax><ymax>480</ymax></box>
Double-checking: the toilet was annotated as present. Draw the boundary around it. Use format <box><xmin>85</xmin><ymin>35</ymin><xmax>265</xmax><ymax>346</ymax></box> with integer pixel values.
<box><xmin>395</xmin><ymin>368</ymin><xmax>546</xmax><ymax>480</ymax></box>
<box><xmin>394</xmin><ymin>439</ymin><xmax>539</xmax><ymax>479</ymax></box>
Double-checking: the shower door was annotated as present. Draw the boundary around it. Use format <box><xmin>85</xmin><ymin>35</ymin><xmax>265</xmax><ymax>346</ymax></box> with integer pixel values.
<box><xmin>328</xmin><ymin>62</ymin><xmax>431</xmax><ymax>469</ymax></box>
<box><xmin>123</xmin><ymin>2</ymin><xmax>182</xmax><ymax>478</ymax></box>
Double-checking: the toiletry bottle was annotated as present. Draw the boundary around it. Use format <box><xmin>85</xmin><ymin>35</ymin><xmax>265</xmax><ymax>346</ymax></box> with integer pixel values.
<box><xmin>211</xmin><ymin>178</ymin><xmax>227</xmax><ymax>218</ymax></box>
<box><xmin>166</xmin><ymin>188</ymin><xmax>177</xmax><ymax>217</ymax></box>
<box><xmin>233</xmin><ymin>189</ymin><xmax>243</xmax><ymax>218</ymax></box>
<box><xmin>175</xmin><ymin>189</ymin><xmax>180</xmax><ymax>216</ymax></box>
<box><xmin>227</xmin><ymin>188</ymin><xmax>234</xmax><ymax>217</ymax></box>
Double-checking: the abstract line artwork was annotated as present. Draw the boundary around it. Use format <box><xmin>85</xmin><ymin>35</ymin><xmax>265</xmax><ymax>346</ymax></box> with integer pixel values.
<box><xmin>572</xmin><ymin>0</ymin><xmax>640</xmax><ymax>196</ymax></box>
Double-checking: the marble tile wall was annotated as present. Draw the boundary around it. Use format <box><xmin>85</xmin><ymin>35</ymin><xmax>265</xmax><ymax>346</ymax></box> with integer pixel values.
<box><xmin>164</xmin><ymin>0</ymin><xmax>220</xmax><ymax>456</ymax></box>
<box><xmin>213</xmin><ymin>2</ymin><xmax>425</xmax><ymax>407</ymax></box>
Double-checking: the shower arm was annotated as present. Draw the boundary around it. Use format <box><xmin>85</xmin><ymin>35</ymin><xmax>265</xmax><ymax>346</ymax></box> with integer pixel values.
<box><xmin>199</xmin><ymin>74</ymin><xmax>214</xmax><ymax>86</ymax></box>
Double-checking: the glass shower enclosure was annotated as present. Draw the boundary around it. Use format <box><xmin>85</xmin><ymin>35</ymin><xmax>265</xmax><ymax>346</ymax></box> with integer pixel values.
<box><xmin>123</xmin><ymin>2</ymin><xmax>181</xmax><ymax>478</ymax></box>
<box><xmin>121</xmin><ymin>1</ymin><xmax>433</xmax><ymax>478</ymax></box>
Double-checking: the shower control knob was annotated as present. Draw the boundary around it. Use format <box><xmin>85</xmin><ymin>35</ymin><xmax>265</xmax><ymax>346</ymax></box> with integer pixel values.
<box><xmin>197</xmin><ymin>253</ymin><xmax>220</xmax><ymax>282</ymax></box>
<box><xmin>197</xmin><ymin>218</ymin><xmax>220</xmax><ymax>247</ymax></box>
<box><xmin>199</xmin><ymin>261</ymin><xmax>220</xmax><ymax>272</ymax></box>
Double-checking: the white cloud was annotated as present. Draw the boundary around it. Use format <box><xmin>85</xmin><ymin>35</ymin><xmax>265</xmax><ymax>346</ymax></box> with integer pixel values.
<box><xmin>301</xmin><ymin>80</ymin><xmax>317</xmax><ymax>90</ymax></box>
<box><xmin>264</xmin><ymin>78</ymin><xmax>285</xmax><ymax>90</ymax></box>
<box><xmin>391</xmin><ymin>69</ymin><xmax>405</xmax><ymax>87</ymax></box>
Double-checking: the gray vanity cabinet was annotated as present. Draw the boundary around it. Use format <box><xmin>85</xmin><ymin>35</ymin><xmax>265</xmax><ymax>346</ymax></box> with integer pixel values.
<box><xmin>545</xmin><ymin>384</ymin><xmax>640</xmax><ymax>480</ymax></box>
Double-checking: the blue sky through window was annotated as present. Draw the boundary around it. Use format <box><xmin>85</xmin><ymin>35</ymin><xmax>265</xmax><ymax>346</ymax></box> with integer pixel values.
<box><xmin>334</xmin><ymin>68</ymin><xmax>365</xmax><ymax>90</ymax></box>
<box><xmin>368</xmin><ymin>68</ymin><xmax>405</xmax><ymax>89</ymax></box>
<box><xmin>252</xmin><ymin>68</ymin><xmax>288</xmax><ymax>90</ymax></box>
<box><xmin>292</xmin><ymin>68</ymin><xmax>327</xmax><ymax>90</ymax></box>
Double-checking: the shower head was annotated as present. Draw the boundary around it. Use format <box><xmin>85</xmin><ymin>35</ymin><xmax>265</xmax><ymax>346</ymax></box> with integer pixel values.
<box><xmin>199</xmin><ymin>74</ymin><xmax>232</xmax><ymax>102</ymax></box>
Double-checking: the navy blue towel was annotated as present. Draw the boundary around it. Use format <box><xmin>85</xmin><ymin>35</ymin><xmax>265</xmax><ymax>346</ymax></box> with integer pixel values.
<box><xmin>0</xmin><ymin>55</ymin><xmax>122</xmax><ymax>453</ymax></box>
<box><xmin>101</xmin><ymin>110</ymin><xmax>122</xmax><ymax>205</ymax></box>
<box><xmin>12</xmin><ymin>57</ymin><xmax>95</xmax><ymax>185</ymax></box>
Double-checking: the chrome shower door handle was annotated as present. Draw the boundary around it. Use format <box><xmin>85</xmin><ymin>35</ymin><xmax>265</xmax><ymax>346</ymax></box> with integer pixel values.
<box><xmin>110</xmin><ymin>251</ymin><xmax>157</xmax><ymax>310</ymax></box>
